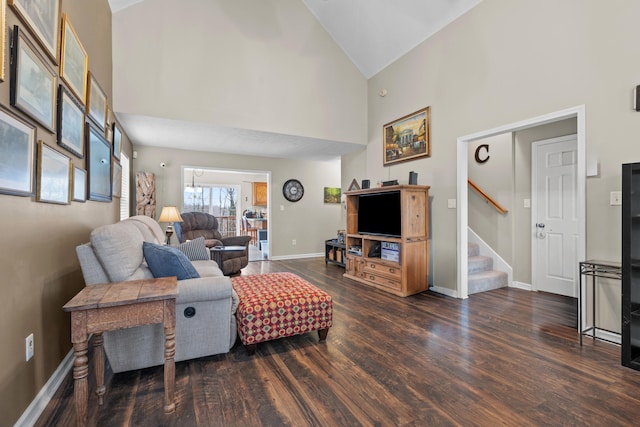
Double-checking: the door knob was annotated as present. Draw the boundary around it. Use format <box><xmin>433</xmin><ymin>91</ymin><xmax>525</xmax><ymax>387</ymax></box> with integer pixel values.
<box><xmin>536</xmin><ymin>223</ymin><xmax>545</xmax><ymax>228</ymax></box>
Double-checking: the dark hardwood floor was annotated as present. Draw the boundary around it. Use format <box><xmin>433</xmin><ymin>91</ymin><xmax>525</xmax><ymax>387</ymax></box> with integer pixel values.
<box><xmin>37</xmin><ymin>258</ymin><xmax>640</xmax><ymax>426</ymax></box>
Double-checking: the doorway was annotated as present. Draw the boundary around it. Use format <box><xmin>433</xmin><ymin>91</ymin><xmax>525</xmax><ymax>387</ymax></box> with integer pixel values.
<box><xmin>181</xmin><ymin>166</ymin><xmax>270</xmax><ymax>262</ymax></box>
<box><xmin>532</xmin><ymin>135</ymin><xmax>579</xmax><ymax>297</ymax></box>
<box><xmin>457</xmin><ymin>105</ymin><xmax>586</xmax><ymax>304</ymax></box>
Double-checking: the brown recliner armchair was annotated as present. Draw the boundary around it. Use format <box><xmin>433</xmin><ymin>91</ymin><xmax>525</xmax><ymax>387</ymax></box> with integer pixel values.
<box><xmin>174</xmin><ymin>212</ymin><xmax>251</xmax><ymax>276</ymax></box>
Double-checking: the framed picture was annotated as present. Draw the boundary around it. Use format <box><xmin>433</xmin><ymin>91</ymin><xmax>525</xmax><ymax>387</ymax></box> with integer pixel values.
<box><xmin>60</xmin><ymin>14</ymin><xmax>88</xmax><ymax>103</ymax></box>
<box><xmin>10</xmin><ymin>25</ymin><xmax>56</xmax><ymax>132</ymax></box>
<box><xmin>348</xmin><ymin>179</ymin><xmax>360</xmax><ymax>191</ymax></box>
<box><xmin>383</xmin><ymin>106</ymin><xmax>431</xmax><ymax>166</ymax></box>
<box><xmin>324</xmin><ymin>187</ymin><xmax>341</xmax><ymax>204</ymax></box>
<box><xmin>72</xmin><ymin>166</ymin><xmax>86</xmax><ymax>202</ymax></box>
<box><xmin>86</xmin><ymin>123</ymin><xmax>112</xmax><ymax>202</ymax></box>
<box><xmin>9</xmin><ymin>0</ymin><xmax>60</xmax><ymax>63</ymax></box>
<box><xmin>112</xmin><ymin>161</ymin><xmax>122</xmax><ymax>198</ymax></box>
<box><xmin>0</xmin><ymin>0</ymin><xmax>6</xmax><ymax>81</ymax></box>
<box><xmin>87</xmin><ymin>72</ymin><xmax>107</xmax><ymax>129</ymax></box>
<box><xmin>57</xmin><ymin>85</ymin><xmax>84</xmax><ymax>158</ymax></box>
<box><xmin>0</xmin><ymin>106</ymin><xmax>36</xmax><ymax>196</ymax></box>
<box><xmin>113</xmin><ymin>123</ymin><xmax>122</xmax><ymax>160</ymax></box>
<box><xmin>36</xmin><ymin>141</ymin><xmax>71</xmax><ymax>204</ymax></box>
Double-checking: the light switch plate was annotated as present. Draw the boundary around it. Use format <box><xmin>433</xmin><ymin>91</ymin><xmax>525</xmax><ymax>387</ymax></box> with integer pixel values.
<box><xmin>524</xmin><ymin>198</ymin><xmax>531</xmax><ymax>208</ymax></box>
<box><xmin>610</xmin><ymin>191</ymin><xmax>622</xmax><ymax>206</ymax></box>
<box><xmin>447</xmin><ymin>199</ymin><xmax>456</xmax><ymax>209</ymax></box>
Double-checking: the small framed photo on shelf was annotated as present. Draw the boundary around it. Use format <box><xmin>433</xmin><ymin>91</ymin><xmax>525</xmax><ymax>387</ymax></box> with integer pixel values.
<box><xmin>9</xmin><ymin>0</ymin><xmax>61</xmax><ymax>63</ymax></box>
<box><xmin>72</xmin><ymin>166</ymin><xmax>86</xmax><ymax>202</ymax></box>
<box><xmin>60</xmin><ymin>14</ymin><xmax>88</xmax><ymax>103</ymax></box>
<box><xmin>0</xmin><ymin>106</ymin><xmax>36</xmax><ymax>197</ymax></box>
<box><xmin>10</xmin><ymin>25</ymin><xmax>57</xmax><ymax>133</ymax></box>
<box><xmin>348</xmin><ymin>178</ymin><xmax>360</xmax><ymax>191</ymax></box>
<box><xmin>87</xmin><ymin>72</ymin><xmax>107</xmax><ymax>130</ymax></box>
<box><xmin>57</xmin><ymin>85</ymin><xmax>84</xmax><ymax>158</ymax></box>
<box><xmin>36</xmin><ymin>141</ymin><xmax>71</xmax><ymax>204</ymax></box>
<box><xmin>86</xmin><ymin>123</ymin><xmax>112</xmax><ymax>202</ymax></box>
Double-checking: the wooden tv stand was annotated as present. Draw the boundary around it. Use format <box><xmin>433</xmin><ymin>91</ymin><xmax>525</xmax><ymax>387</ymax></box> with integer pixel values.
<box><xmin>343</xmin><ymin>185</ymin><xmax>430</xmax><ymax>297</ymax></box>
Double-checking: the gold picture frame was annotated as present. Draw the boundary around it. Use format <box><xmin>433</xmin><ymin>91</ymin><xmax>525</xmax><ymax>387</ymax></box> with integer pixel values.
<box><xmin>9</xmin><ymin>0</ymin><xmax>60</xmax><ymax>64</ymax></box>
<box><xmin>383</xmin><ymin>106</ymin><xmax>431</xmax><ymax>166</ymax></box>
<box><xmin>60</xmin><ymin>14</ymin><xmax>88</xmax><ymax>103</ymax></box>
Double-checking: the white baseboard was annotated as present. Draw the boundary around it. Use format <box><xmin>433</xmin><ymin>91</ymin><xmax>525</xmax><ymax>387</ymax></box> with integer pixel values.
<box><xmin>510</xmin><ymin>281</ymin><xmax>532</xmax><ymax>291</ymax></box>
<box><xmin>581</xmin><ymin>328</ymin><xmax>621</xmax><ymax>345</ymax></box>
<box><xmin>270</xmin><ymin>252</ymin><xmax>324</xmax><ymax>261</ymax></box>
<box><xmin>430</xmin><ymin>285</ymin><xmax>458</xmax><ymax>298</ymax></box>
<box><xmin>15</xmin><ymin>350</ymin><xmax>73</xmax><ymax>427</ymax></box>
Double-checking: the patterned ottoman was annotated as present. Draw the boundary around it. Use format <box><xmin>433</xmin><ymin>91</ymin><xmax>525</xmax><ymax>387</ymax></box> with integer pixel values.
<box><xmin>231</xmin><ymin>272</ymin><xmax>333</xmax><ymax>355</ymax></box>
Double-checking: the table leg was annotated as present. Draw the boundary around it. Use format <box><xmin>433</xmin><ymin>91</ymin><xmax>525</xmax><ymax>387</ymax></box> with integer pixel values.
<box><xmin>93</xmin><ymin>332</ymin><xmax>106</xmax><ymax>405</ymax></box>
<box><xmin>592</xmin><ymin>274</ymin><xmax>597</xmax><ymax>340</ymax></box>
<box><xmin>163</xmin><ymin>299</ymin><xmax>176</xmax><ymax>414</ymax></box>
<box><xmin>72</xmin><ymin>339</ymin><xmax>89</xmax><ymax>426</ymax></box>
<box><xmin>579</xmin><ymin>268</ymin><xmax>583</xmax><ymax>346</ymax></box>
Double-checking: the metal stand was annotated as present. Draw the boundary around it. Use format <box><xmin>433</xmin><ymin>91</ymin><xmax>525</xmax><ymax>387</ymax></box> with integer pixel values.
<box><xmin>579</xmin><ymin>260</ymin><xmax>621</xmax><ymax>346</ymax></box>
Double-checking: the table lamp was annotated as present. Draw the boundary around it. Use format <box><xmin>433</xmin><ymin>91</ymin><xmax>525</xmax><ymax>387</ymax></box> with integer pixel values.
<box><xmin>158</xmin><ymin>206</ymin><xmax>183</xmax><ymax>245</ymax></box>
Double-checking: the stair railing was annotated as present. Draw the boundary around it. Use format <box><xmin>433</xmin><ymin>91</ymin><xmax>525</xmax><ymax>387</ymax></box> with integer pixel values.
<box><xmin>468</xmin><ymin>179</ymin><xmax>508</xmax><ymax>214</ymax></box>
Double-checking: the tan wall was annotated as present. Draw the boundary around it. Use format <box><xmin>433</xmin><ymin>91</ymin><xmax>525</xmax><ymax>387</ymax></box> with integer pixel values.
<box><xmin>133</xmin><ymin>146</ymin><xmax>342</xmax><ymax>257</ymax></box>
<box><xmin>112</xmin><ymin>0</ymin><xmax>367</xmax><ymax>145</ymax></box>
<box><xmin>359</xmin><ymin>0</ymin><xmax>640</xmax><ymax>292</ymax></box>
<box><xmin>0</xmin><ymin>2</ymin><xmax>130</xmax><ymax>424</ymax></box>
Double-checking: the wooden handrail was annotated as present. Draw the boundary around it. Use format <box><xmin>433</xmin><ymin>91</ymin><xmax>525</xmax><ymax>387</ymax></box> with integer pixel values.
<box><xmin>468</xmin><ymin>179</ymin><xmax>508</xmax><ymax>214</ymax></box>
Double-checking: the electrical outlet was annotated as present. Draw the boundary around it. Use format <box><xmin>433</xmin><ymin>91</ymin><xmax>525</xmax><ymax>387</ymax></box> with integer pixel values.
<box><xmin>25</xmin><ymin>334</ymin><xmax>34</xmax><ymax>361</ymax></box>
<box><xmin>292</xmin><ymin>239</ymin><xmax>296</xmax><ymax>245</ymax></box>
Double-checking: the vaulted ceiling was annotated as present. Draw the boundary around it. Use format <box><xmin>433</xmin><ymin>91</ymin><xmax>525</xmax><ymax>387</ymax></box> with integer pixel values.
<box><xmin>108</xmin><ymin>0</ymin><xmax>482</xmax><ymax>160</ymax></box>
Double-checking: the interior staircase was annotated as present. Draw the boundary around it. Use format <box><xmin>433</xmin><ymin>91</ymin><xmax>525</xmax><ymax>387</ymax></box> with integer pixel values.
<box><xmin>468</xmin><ymin>242</ymin><xmax>508</xmax><ymax>295</ymax></box>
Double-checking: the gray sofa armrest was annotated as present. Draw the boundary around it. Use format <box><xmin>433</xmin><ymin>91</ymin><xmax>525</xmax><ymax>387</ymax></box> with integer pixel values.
<box><xmin>177</xmin><ymin>276</ymin><xmax>234</xmax><ymax>304</ymax></box>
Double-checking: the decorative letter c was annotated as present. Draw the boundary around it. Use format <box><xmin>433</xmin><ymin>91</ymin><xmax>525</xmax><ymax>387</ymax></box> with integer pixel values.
<box><xmin>475</xmin><ymin>144</ymin><xmax>490</xmax><ymax>164</ymax></box>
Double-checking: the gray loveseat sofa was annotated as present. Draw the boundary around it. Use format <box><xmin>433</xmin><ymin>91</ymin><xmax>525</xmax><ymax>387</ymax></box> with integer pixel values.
<box><xmin>75</xmin><ymin>215</ymin><xmax>238</xmax><ymax>373</ymax></box>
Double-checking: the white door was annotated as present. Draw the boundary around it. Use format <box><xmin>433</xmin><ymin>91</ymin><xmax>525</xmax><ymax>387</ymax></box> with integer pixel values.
<box><xmin>532</xmin><ymin>135</ymin><xmax>578</xmax><ymax>297</ymax></box>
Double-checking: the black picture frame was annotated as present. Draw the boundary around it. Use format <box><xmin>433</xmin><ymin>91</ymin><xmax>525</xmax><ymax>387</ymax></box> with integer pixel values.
<box><xmin>57</xmin><ymin>84</ymin><xmax>84</xmax><ymax>158</ymax></box>
<box><xmin>86</xmin><ymin>122</ymin><xmax>112</xmax><ymax>202</ymax></box>
<box><xmin>10</xmin><ymin>25</ymin><xmax>56</xmax><ymax>133</ymax></box>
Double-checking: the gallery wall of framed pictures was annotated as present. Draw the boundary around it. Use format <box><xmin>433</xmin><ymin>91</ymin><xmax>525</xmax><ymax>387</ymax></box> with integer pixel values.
<box><xmin>0</xmin><ymin>1</ymin><xmax>127</xmax><ymax>206</ymax></box>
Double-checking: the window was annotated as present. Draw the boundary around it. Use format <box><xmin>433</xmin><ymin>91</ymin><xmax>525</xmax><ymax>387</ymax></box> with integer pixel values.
<box><xmin>183</xmin><ymin>184</ymin><xmax>239</xmax><ymax>237</ymax></box>
<box><xmin>119</xmin><ymin>153</ymin><xmax>130</xmax><ymax>221</ymax></box>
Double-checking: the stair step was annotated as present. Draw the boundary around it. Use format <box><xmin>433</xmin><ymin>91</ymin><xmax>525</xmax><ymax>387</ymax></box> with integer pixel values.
<box><xmin>468</xmin><ymin>255</ymin><xmax>492</xmax><ymax>274</ymax></box>
<box><xmin>468</xmin><ymin>270</ymin><xmax>508</xmax><ymax>295</ymax></box>
<box><xmin>468</xmin><ymin>242</ymin><xmax>480</xmax><ymax>257</ymax></box>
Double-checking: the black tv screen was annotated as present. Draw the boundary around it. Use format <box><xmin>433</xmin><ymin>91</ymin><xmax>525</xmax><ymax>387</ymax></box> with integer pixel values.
<box><xmin>357</xmin><ymin>191</ymin><xmax>402</xmax><ymax>237</ymax></box>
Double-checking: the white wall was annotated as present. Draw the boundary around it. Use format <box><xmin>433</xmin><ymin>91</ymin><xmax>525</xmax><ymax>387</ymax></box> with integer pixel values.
<box><xmin>355</xmin><ymin>0</ymin><xmax>640</xmax><ymax>294</ymax></box>
<box><xmin>468</xmin><ymin>133</ymin><xmax>513</xmax><ymax>263</ymax></box>
<box><xmin>112</xmin><ymin>0</ymin><xmax>367</xmax><ymax>145</ymax></box>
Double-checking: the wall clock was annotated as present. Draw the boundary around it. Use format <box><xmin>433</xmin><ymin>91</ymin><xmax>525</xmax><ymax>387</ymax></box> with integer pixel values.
<box><xmin>283</xmin><ymin>179</ymin><xmax>304</xmax><ymax>202</ymax></box>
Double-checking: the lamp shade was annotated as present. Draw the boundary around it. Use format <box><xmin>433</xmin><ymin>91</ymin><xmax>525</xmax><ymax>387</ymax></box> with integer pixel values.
<box><xmin>158</xmin><ymin>206</ymin><xmax>183</xmax><ymax>223</ymax></box>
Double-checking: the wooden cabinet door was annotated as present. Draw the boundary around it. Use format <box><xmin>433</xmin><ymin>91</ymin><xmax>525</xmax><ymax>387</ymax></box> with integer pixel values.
<box><xmin>252</xmin><ymin>182</ymin><xmax>267</xmax><ymax>206</ymax></box>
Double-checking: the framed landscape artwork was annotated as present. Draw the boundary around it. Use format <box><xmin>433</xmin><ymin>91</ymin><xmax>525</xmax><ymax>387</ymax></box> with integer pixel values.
<box><xmin>87</xmin><ymin>72</ymin><xmax>107</xmax><ymax>129</ymax></box>
<box><xmin>57</xmin><ymin>84</ymin><xmax>84</xmax><ymax>157</ymax></box>
<box><xmin>86</xmin><ymin>123</ymin><xmax>112</xmax><ymax>202</ymax></box>
<box><xmin>9</xmin><ymin>0</ymin><xmax>60</xmax><ymax>63</ymax></box>
<box><xmin>112</xmin><ymin>162</ymin><xmax>122</xmax><ymax>198</ymax></box>
<box><xmin>324</xmin><ymin>187</ymin><xmax>341</xmax><ymax>204</ymax></box>
<box><xmin>73</xmin><ymin>166</ymin><xmax>86</xmax><ymax>202</ymax></box>
<box><xmin>36</xmin><ymin>141</ymin><xmax>71</xmax><ymax>204</ymax></box>
<box><xmin>113</xmin><ymin>123</ymin><xmax>122</xmax><ymax>160</ymax></box>
<box><xmin>60</xmin><ymin>14</ymin><xmax>88</xmax><ymax>103</ymax></box>
<box><xmin>0</xmin><ymin>106</ymin><xmax>36</xmax><ymax>196</ymax></box>
<box><xmin>10</xmin><ymin>26</ymin><xmax>56</xmax><ymax>132</ymax></box>
<box><xmin>383</xmin><ymin>106</ymin><xmax>431</xmax><ymax>166</ymax></box>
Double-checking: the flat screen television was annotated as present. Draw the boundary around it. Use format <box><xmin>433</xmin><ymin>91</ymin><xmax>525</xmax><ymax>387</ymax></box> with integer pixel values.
<box><xmin>357</xmin><ymin>191</ymin><xmax>402</xmax><ymax>237</ymax></box>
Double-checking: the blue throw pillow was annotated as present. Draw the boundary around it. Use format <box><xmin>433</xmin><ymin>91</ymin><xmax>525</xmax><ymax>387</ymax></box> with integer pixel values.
<box><xmin>143</xmin><ymin>242</ymin><xmax>200</xmax><ymax>280</ymax></box>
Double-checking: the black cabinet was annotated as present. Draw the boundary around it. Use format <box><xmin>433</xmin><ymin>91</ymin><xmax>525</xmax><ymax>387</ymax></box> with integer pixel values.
<box><xmin>325</xmin><ymin>239</ymin><xmax>346</xmax><ymax>268</ymax></box>
<box><xmin>622</xmin><ymin>162</ymin><xmax>640</xmax><ymax>369</ymax></box>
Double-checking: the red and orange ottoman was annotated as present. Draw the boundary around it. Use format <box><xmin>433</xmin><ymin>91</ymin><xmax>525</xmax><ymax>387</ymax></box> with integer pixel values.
<box><xmin>231</xmin><ymin>272</ymin><xmax>333</xmax><ymax>355</ymax></box>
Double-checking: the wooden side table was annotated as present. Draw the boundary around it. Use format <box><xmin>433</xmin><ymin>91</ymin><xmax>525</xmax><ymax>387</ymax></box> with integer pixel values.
<box><xmin>63</xmin><ymin>277</ymin><xmax>178</xmax><ymax>426</ymax></box>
